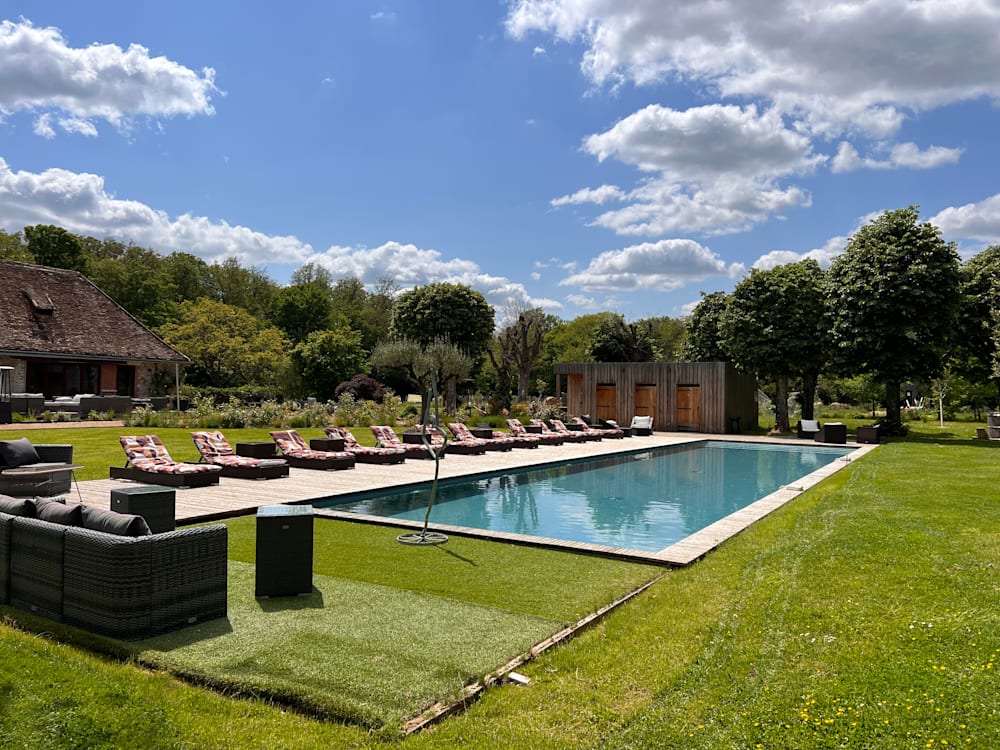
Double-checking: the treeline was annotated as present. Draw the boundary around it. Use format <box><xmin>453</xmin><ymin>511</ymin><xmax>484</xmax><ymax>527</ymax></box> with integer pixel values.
<box><xmin>682</xmin><ymin>207</ymin><xmax>1000</xmax><ymax>434</ymax></box>
<box><xmin>0</xmin><ymin>225</ymin><xmax>685</xmax><ymax>410</ymax></box>
<box><xmin>6</xmin><ymin>205</ymin><xmax>997</xmax><ymax>432</ymax></box>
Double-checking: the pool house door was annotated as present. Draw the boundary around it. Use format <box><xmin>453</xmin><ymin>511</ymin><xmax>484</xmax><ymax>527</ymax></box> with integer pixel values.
<box><xmin>675</xmin><ymin>385</ymin><xmax>701</xmax><ymax>430</ymax></box>
<box><xmin>595</xmin><ymin>385</ymin><xmax>616</xmax><ymax>422</ymax></box>
<box><xmin>634</xmin><ymin>385</ymin><xmax>656</xmax><ymax>418</ymax></box>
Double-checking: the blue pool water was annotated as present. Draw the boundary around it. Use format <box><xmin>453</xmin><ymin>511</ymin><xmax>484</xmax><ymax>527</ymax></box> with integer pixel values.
<box><xmin>315</xmin><ymin>441</ymin><xmax>851</xmax><ymax>553</ymax></box>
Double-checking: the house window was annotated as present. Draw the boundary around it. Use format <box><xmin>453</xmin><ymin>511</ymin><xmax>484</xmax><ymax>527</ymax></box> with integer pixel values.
<box><xmin>25</xmin><ymin>361</ymin><xmax>99</xmax><ymax>398</ymax></box>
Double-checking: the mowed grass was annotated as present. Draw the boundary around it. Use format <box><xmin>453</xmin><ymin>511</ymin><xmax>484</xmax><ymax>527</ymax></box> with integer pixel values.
<box><xmin>0</xmin><ymin>423</ymin><xmax>996</xmax><ymax>747</ymax></box>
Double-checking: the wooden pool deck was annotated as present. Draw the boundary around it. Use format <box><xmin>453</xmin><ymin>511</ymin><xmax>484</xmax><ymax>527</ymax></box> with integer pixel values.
<box><xmin>72</xmin><ymin>433</ymin><xmax>876</xmax><ymax>566</ymax></box>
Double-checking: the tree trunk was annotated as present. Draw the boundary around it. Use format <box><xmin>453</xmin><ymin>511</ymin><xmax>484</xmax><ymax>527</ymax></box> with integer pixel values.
<box><xmin>800</xmin><ymin>372</ymin><xmax>818</xmax><ymax>421</ymax></box>
<box><xmin>883</xmin><ymin>379</ymin><xmax>902</xmax><ymax>434</ymax></box>
<box><xmin>774</xmin><ymin>376</ymin><xmax>790</xmax><ymax>432</ymax></box>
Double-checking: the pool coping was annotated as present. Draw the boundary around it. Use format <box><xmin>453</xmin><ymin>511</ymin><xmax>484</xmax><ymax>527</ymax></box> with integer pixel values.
<box><xmin>312</xmin><ymin>438</ymin><xmax>878</xmax><ymax>566</ymax></box>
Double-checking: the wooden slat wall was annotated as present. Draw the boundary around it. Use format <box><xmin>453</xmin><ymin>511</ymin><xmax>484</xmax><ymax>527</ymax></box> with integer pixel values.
<box><xmin>555</xmin><ymin>362</ymin><xmax>757</xmax><ymax>434</ymax></box>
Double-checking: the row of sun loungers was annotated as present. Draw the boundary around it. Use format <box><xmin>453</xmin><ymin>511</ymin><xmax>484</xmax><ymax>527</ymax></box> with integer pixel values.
<box><xmin>109</xmin><ymin>419</ymin><xmax>641</xmax><ymax>488</ymax></box>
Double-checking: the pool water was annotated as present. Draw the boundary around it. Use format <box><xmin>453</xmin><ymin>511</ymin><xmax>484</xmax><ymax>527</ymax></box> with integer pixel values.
<box><xmin>315</xmin><ymin>441</ymin><xmax>851</xmax><ymax>553</ymax></box>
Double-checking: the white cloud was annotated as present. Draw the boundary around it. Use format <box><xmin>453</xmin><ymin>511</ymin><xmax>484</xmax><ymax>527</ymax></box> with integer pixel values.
<box><xmin>308</xmin><ymin>241</ymin><xmax>560</xmax><ymax>316</ymax></box>
<box><xmin>831</xmin><ymin>141</ymin><xmax>964</xmax><ymax>173</ymax></box>
<box><xmin>560</xmin><ymin>238</ymin><xmax>744</xmax><ymax>292</ymax></box>
<box><xmin>505</xmin><ymin>0</ymin><xmax>1000</xmax><ymax>138</ymax></box>
<box><xmin>552</xmin><ymin>104</ymin><xmax>820</xmax><ymax>236</ymax></box>
<box><xmin>533</xmin><ymin>46</ymin><xmax>546</xmax><ymax>56</ymax></box>
<box><xmin>371</xmin><ymin>11</ymin><xmax>397</xmax><ymax>22</ymax></box>
<box><xmin>0</xmin><ymin>157</ymin><xmax>310</xmax><ymax>265</ymax></box>
<box><xmin>584</xmin><ymin>104</ymin><xmax>823</xmax><ymax>180</ymax></box>
<box><xmin>930</xmin><ymin>193</ymin><xmax>1000</xmax><ymax>244</ymax></box>
<box><xmin>566</xmin><ymin>293</ymin><xmax>600</xmax><ymax>309</ymax></box>
<box><xmin>550</xmin><ymin>184</ymin><xmax>626</xmax><ymax>206</ymax></box>
<box><xmin>0</xmin><ymin>19</ymin><xmax>216</xmax><ymax>136</ymax></box>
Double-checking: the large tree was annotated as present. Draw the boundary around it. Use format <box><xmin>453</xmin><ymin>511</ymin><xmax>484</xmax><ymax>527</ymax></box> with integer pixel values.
<box><xmin>269</xmin><ymin>283</ymin><xmax>333</xmax><ymax>343</ymax></box>
<box><xmin>24</xmin><ymin>225</ymin><xmax>87</xmax><ymax>272</ymax></box>
<box><xmin>159</xmin><ymin>299</ymin><xmax>290</xmax><ymax>389</ymax></box>
<box><xmin>390</xmin><ymin>283</ymin><xmax>494</xmax><ymax>407</ymax></box>
<box><xmin>682</xmin><ymin>292</ymin><xmax>731</xmax><ymax>362</ymax></box>
<box><xmin>954</xmin><ymin>245</ymin><xmax>1000</xmax><ymax>405</ymax></box>
<box><xmin>588</xmin><ymin>314</ymin><xmax>662</xmax><ymax>362</ymax></box>
<box><xmin>291</xmin><ymin>325</ymin><xmax>367</xmax><ymax>401</ymax></box>
<box><xmin>827</xmin><ymin>206</ymin><xmax>961</xmax><ymax>435</ymax></box>
<box><xmin>370</xmin><ymin>339</ymin><xmax>472</xmax><ymax>423</ymax></box>
<box><xmin>390</xmin><ymin>282</ymin><xmax>495</xmax><ymax>360</ymax></box>
<box><xmin>720</xmin><ymin>260</ymin><xmax>829</xmax><ymax>432</ymax></box>
<box><xmin>208</xmin><ymin>258</ymin><xmax>278</xmax><ymax>318</ymax></box>
<box><xmin>0</xmin><ymin>229</ymin><xmax>30</xmax><ymax>261</ymax></box>
<box><xmin>489</xmin><ymin>308</ymin><xmax>555</xmax><ymax>402</ymax></box>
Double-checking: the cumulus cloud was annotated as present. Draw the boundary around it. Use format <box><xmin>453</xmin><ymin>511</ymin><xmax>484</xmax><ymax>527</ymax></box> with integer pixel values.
<box><xmin>831</xmin><ymin>141</ymin><xmax>964</xmax><ymax>173</ymax></box>
<box><xmin>505</xmin><ymin>0</ymin><xmax>1000</xmax><ymax>138</ymax></box>
<box><xmin>560</xmin><ymin>238</ymin><xmax>744</xmax><ymax>292</ymax></box>
<box><xmin>752</xmin><ymin>234</ymin><xmax>848</xmax><ymax>270</ymax></box>
<box><xmin>308</xmin><ymin>242</ymin><xmax>560</xmax><ymax>314</ymax></box>
<box><xmin>550</xmin><ymin>184</ymin><xmax>626</xmax><ymax>206</ymax></box>
<box><xmin>930</xmin><ymin>193</ymin><xmax>1000</xmax><ymax>244</ymax></box>
<box><xmin>0</xmin><ymin>157</ymin><xmax>310</xmax><ymax>265</ymax></box>
<box><xmin>0</xmin><ymin>19</ymin><xmax>216</xmax><ymax>136</ymax></box>
<box><xmin>511</xmin><ymin>1</ymin><xmax>977</xmax><ymax>239</ymax></box>
<box><xmin>553</xmin><ymin>104</ymin><xmax>820</xmax><ymax>235</ymax></box>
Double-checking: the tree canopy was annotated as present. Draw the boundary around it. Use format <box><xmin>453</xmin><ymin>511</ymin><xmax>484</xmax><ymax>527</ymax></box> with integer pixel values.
<box><xmin>721</xmin><ymin>260</ymin><xmax>829</xmax><ymax>430</ymax></box>
<box><xmin>682</xmin><ymin>292</ymin><xmax>731</xmax><ymax>362</ymax></box>
<box><xmin>827</xmin><ymin>206</ymin><xmax>961</xmax><ymax>434</ymax></box>
<box><xmin>588</xmin><ymin>314</ymin><xmax>662</xmax><ymax>362</ymax></box>
<box><xmin>390</xmin><ymin>283</ymin><xmax>495</xmax><ymax>361</ymax></box>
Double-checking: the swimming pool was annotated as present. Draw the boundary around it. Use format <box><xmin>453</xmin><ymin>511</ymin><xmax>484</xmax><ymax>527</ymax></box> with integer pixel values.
<box><xmin>314</xmin><ymin>440</ymin><xmax>854</xmax><ymax>560</ymax></box>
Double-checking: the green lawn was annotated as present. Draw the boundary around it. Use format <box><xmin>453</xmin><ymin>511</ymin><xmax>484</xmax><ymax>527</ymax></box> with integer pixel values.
<box><xmin>0</xmin><ymin>422</ymin><xmax>997</xmax><ymax>747</ymax></box>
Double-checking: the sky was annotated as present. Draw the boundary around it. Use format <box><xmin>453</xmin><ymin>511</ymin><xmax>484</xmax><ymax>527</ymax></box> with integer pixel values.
<box><xmin>2</xmin><ymin>1</ymin><xmax>1000</xmax><ymax>325</ymax></box>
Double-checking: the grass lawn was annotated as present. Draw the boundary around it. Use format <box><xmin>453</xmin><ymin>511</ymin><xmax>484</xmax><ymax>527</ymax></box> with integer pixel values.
<box><xmin>0</xmin><ymin>422</ymin><xmax>997</xmax><ymax>747</ymax></box>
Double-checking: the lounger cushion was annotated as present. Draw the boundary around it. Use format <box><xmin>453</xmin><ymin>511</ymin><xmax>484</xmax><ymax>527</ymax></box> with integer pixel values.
<box><xmin>800</xmin><ymin>419</ymin><xmax>820</xmax><ymax>432</ymax></box>
<box><xmin>0</xmin><ymin>438</ymin><xmax>40</xmax><ymax>468</ymax></box>
<box><xmin>34</xmin><ymin>497</ymin><xmax>82</xmax><ymax>526</ymax></box>
<box><xmin>0</xmin><ymin>494</ymin><xmax>35</xmax><ymax>517</ymax></box>
<box><xmin>81</xmin><ymin>506</ymin><xmax>152</xmax><ymax>537</ymax></box>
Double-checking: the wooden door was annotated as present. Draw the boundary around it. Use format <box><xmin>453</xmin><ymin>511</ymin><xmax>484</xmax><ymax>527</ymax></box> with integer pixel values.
<box><xmin>675</xmin><ymin>385</ymin><xmax>701</xmax><ymax>430</ymax></box>
<box><xmin>634</xmin><ymin>385</ymin><xmax>656</xmax><ymax>418</ymax></box>
<box><xmin>596</xmin><ymin>385</ymin><xmax>616</xmax><ymax>422</ymax></box>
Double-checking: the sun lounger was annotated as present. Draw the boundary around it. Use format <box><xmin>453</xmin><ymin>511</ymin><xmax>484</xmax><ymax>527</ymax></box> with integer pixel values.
<box><xmin>507</xmin><ymin>418</ymin><xmax>564</xmax><ymax>445</ymax></box>
<box><xmin>410</xmin><ymin>425</ymin><xmax>483</xmax><ymax>455</ymax></box>
<box><xmin>111</xmin><ymin>435</ymin><xmax>222</xmax><ymax>488</ymax></box>
<box><xmin>269</xmin><ymin>430</ymin><xmax>356</xmax><ymax>470</ymax></box>
<box><xmin>570</xmin><ymin>416</ymin><xmax>624</xmax><ymax>438</ymax></box>
<box><xmin>324</xmin><ymin>426</ymin><xmax>407</xmax><ymax>464</ymax></box>
<box><xmin>530</xmin><ymin>418</ymin><xmax>588</xmax><ymax>442</ymax></box>
<box><xmin>550</xmin><ymin>418</ymin><xmax>603</xmax><ymax>442</ymax></box>
<box><xmin>370</xmin><ymin>425</ymin><xmax>440</xmax><ymax>459</ymax></box>
<box><xmin>190</xmin><ymin>431</ymin><xmax>290</xmax><ymax>479</ymax></box>
<box><xmin>447</xmin><ymin>422</ymin><xmax>514</xmax><ymax>452</ymax></box>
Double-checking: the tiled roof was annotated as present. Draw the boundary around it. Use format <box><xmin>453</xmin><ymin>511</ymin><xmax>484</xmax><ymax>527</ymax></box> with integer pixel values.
<box><xmin>0</xmin><ymin>261</ymin><xmax>189</xmax><ymax>363</ymax></box>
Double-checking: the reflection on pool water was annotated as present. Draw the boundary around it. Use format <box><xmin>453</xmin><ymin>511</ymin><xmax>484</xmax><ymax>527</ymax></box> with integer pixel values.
<box><xmin>314</xmin><ymin>441</ymin><xmax>852</xmax><ymax>553</ymax></box>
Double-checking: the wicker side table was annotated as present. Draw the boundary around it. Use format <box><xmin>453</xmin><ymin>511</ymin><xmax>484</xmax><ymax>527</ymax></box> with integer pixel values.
<box><xmin>110</xmin><ymin>485</ymin><xmax>176</xmax><ymax>534</ymax></box>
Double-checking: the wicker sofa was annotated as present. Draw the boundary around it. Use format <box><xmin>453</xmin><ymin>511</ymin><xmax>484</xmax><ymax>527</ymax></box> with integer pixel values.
<box><xmin>0</xmin><ymin>439</ymin><xmax>76</xmax><ymax>497</ymax></box>
<box><xmin>0</xmin><ymin>496</ymin><xmax>228</xmax><ymax>640</ymax></box>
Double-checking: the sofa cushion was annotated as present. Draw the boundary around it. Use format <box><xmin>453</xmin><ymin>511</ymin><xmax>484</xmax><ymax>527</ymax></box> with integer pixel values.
<box><xmin>0</xmin><ymin>494</ymin><xmax>35</xmax><ymax>517</ymax></box>
<box><xmin>33</xmin><ymin>497</ymin><xmax>83</xmax><ymax>526</ymax></box>
<box><xmin>0</xmin><ymin>438</ymin><xmax>40</xmax><ymax>468</ymax></box>
<box><xmin>81</xmin><ymin>506</ymin><xmax>152</xmax><ymax>537</ymax></box>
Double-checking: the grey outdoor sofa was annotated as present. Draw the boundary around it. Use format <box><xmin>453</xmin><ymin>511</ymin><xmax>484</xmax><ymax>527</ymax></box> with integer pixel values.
<box><xmin>0</xmin><ymin>496</ymin><xmax>228</xmax><ymax>640</ymax></box>
<box><xmin>0</xmin><ymin>439</ymin><xmax>76</xmax><ymax>497</ymax></box>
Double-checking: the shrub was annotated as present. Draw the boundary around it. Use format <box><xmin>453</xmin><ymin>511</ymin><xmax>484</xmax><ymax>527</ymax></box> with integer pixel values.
<box><xmin>334</xmin><ymin>374</ymin><xmax>387</xmax><ymax>403</ymax></box>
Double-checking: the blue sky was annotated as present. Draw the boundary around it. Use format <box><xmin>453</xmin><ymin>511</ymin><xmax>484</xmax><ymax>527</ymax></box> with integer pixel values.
<box><xmin>2</xmin><ymin>1</ymin><xmax>999</xmax><ymax>324</ymax></box>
